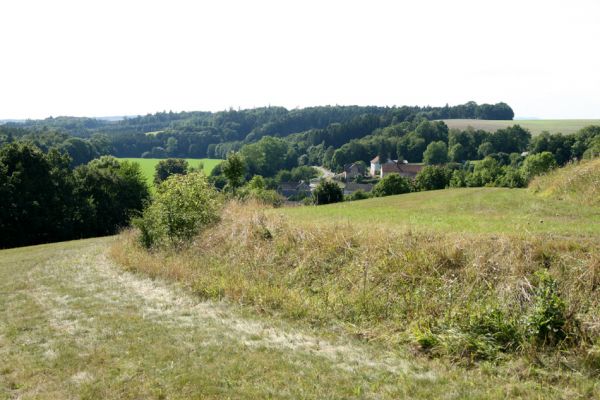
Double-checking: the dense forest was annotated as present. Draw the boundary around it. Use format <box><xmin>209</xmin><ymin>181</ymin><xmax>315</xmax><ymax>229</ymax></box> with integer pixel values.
<box><xmin>0</xmin><ymin>102</ymin><xmax>514</xmax><ymax>163</ymax></box>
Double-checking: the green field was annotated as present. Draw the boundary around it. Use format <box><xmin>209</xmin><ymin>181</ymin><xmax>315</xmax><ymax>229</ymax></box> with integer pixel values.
<box><xmin>118</xmin><ymin>158</ymin><xmax>221</xmax><ymax>186</ymax></box>
<box><xmin>278</xmin><ymin>187</ymin><xmax>600</xmax><ymax>237</ymax></box>
<box><xmin>441</xmin><ymin>119</ymin><xmax>600</xmax><ymax>135</ymax></box>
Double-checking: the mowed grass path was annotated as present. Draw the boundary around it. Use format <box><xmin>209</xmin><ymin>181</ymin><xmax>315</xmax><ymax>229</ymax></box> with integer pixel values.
<box><xmin>118</xmin><ymin>158</ymin><xmax>221</xmax><ymax>187</ymax></box>
<box><xmin>2</xmin><ymin>238</ymin><xmax>592</xmax><ymax>398</ymax></box>
<box><xmin>0</xmin><ymin>238</ymin><xmax>441</xmax><ymax>399</ymax></box>
<box><xmin>442</xmin><ymin>119</ymin><xmax>600</xmax><ymax>135</ymax></box>
<box><xmin>279</xmin><ymin>187</ymin><xmax>600</xmax><ymax>237</ymax></box>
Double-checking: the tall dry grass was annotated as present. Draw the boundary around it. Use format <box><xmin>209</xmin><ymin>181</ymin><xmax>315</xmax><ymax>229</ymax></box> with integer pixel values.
<box><xmin>111</xmin><ymin>200</ymin><xmax>600</xmax><ymax>369</ymax></box>
<box><xmin>529</xmin><ymin>158</ymin><xmax>600</xmax><ymax>206</ymax></box>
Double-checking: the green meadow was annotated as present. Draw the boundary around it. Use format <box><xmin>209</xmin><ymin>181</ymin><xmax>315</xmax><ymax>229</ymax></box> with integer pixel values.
<box><xmin>118</xmin><ymin>158</ymin><xmax>221</xmax><ymax>186</ymax></box>
<box><xmin>442</xmin><ymin>119</ymin><xmax>600</xmax><ymax>135</ymax></box>
<box><xmin>278</xmin><ymin>187</ymin><xmax>600</xmax><ymax>237</ymax></box>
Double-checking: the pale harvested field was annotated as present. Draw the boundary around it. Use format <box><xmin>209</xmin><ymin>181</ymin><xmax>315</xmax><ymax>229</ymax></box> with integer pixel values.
<box><xmin>441</xmin><ymin>119</ymin><xmax>600</xmax><ymax>135</ymax></box>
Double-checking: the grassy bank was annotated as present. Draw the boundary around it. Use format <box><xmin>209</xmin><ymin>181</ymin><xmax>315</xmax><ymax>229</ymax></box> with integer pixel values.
<box><xmin>112</xmin><ymin>200</ymin><xmax>600</xmax><ymax>397</ymax></box>
<box><xmin>110</xmin><ymin>161</ymin><xmax>600</xmax><ymax>397</ymax></box>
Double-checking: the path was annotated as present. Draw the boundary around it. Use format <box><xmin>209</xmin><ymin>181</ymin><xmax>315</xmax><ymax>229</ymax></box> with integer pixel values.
<box><xmin>0</xmin><ymin>238</ymin><xmax>432</xmax><ymax>399</ymax></box>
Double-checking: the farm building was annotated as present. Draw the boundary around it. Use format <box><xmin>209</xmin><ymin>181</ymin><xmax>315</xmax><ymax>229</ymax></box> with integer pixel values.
<box><xmin>343</xmin><ymin>162</ymin><xmax>366</xmax><ymax>181</ymax></box>
<box><xmin>380</xmin><ymin>160</ymin><xmax>423</xmax><ymax>179</ymax></box>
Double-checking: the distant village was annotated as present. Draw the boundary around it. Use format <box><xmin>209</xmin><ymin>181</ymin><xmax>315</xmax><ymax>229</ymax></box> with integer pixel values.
<box><xmin>277</xmin><ymin>156</ymin><xmax>423</xmax><ymax>200</ymax></box>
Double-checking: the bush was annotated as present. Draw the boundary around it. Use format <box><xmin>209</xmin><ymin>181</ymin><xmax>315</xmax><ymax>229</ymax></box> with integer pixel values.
<box><xmin>235</xmin><ymin>176</ymin><xmax>285</xmax><ymax>207</ymax></box>
<box><xmin>134</xmin><ymin>172</ymin><xmax>221</xmax><ymax>248</ymax></box>
<box><xmin>154</xmin><ymin>158</ymin><xmax>189</xmax><ymax>185</ymax></box>
<box><xmin>521</xmin><ymin>151</ymin><xmax>557</xmax><ymax>181</ymax></box>
<box><xmin>526</xmin><ymin>270</ymin><xmax>567</xmax><ymax>346</ymax></box>
<box><xmin>372</xmin><ymin>173</ymin><xmax>411</xmax><ymax>197</ymax></box>
<box><xmin>345</xmin><ymin>189</ymin><xmax>370</xmax><ymax>201</ymax></box>
<box><xmin>313</xmin><ymin>180</ymin><xmax>343</xmax><ymax>205</ymax></box>
<box><xmin>414</xmin><ymin>165</ymin><xmax>452</xmax><ymax>191</ymax></box>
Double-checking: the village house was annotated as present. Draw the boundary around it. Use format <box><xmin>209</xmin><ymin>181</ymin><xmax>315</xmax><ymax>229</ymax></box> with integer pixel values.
<box><xmin>343</xmin><ymin>162</ymin><xmax>366</xmax><ymax>181</ymax></box>
<box><xmin>369</xmin><ymin>156</ymin><xmax>382</xmax><ymax>177</ymax></box>
<box><xmin>380</xmin><ymin>160</ymin><xmax>423</xmax><ymax>179</ymax></box>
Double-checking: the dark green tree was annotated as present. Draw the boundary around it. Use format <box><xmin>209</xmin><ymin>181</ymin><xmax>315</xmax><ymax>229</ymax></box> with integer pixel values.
<box><xmin>222</xmin><ymin>152</ymin><xmax>246</xmax><ymax>191</ymax></box>
<box><xmin>414</xmin><ymin>165</ymin><xmax>452</xmax><ymax>191</ymax></box>
<box><xmin>74</xmin><ymin>156</ymin><xmax>150</xmax><ymax>236</ymax></box>
<box><xmin>423</xmin><ymin>141</ymin><xmax>448</xmax><ymax>165</ymax></box>
<box><xmin>313</xmin><ymin>180</ymin><xmax>343</xmax><ymax>205</ymax></box>
<box><xmin>154</xmin><ymin>158</ymin><xmax>189</xmax><ymax>185</ymax></box>
<box><xmin>372</xmin><ymin>173</ymin><xmax>412</xmax><ymax>197</ymax></box>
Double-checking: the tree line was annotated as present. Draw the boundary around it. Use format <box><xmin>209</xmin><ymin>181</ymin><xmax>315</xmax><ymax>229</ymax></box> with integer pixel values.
<box><xmin>1</xmin><ymin>102</ymin><xmax>514</xmax><ymax>161</ymax></box>
<box><xmin>0</xmin><ymin>142</ymin><xmax>149</xmax><ymax>248</ymax></box>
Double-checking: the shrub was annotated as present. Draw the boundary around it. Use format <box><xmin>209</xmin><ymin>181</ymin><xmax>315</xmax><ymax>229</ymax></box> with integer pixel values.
<box><xmin>238</xmin><ymin>177</ymin><xmax>284</xmax><ymax>207</ymax></box>
<box><xmin>414</xmin><ymin>165</ymin><xmax>452</xmax><ymax>191</ymax></box>
<box><xmin>345</xmin><ymin>189</ymin><xmax>370</xmax><ymax>201</ymax></box>
<box><xmin>525</xmin><ymin>270</ymin><xmax>567</xmax><ymax>346</ymax></box>
<box><xmin>154</xmin><ymin>158</ymin><xmax>189</xmax><ymax>185</ymax></box>
<box><xmin>313</xmin><ymin>180</ymin><xmax>343</xmax><ymax>205</ymax></box>
<box><xmin>521</xmin><ymin>151</ymin><xmax>557</xmax><ymax>181</ymax></box>
<box><xmin>372</xmin><ymin>173</ymin><xmax>411</xmax><ymax>197</ymax></box>
<box><xmin>134</xmin><ymin>172</ymin><xmax>221</xmax><ymax>248</ymax></box>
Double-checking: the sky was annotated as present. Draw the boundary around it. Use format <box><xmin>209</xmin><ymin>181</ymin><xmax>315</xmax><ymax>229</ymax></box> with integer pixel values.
<box><xmin>1</xmin><ymin>0</ymin><xmax>599</xmax><ymax>120</ymax></box>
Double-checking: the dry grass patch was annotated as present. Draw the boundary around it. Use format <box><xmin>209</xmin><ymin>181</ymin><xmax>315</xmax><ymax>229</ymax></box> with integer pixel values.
<box><xmin>529</xmin><ymin>158</ymin><xmax>600</xmax><ymax>206</ymax></box>
<box><xmin>111</xmin><ymin>201</ymin><xmax>600</xmax><ymax>375</ymax></box>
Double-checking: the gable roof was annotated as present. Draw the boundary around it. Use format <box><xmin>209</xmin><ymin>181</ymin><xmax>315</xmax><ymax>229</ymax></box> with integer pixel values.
<box><xmin>343</xmin><ymin>162</ymin><xmax>365</xmax><ymax>173</ymax></box>
<box><xmin>370</xmin><ymin>156</ymin><xmax>380</xmax><ymax>164</ymax></box>
<box><xmin>380</xmin><ymin>161</ymin><xmax>423</xmax><ymax>176</ymax></box>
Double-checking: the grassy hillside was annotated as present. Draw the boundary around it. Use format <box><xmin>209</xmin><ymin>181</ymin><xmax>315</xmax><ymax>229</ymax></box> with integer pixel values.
<box><xmin>112</xmin><ymin>172</ymin><xmax>600</xmax><ymax>398</ymax></box>
<box><xmin>118</xmin><ymin>157</ymin><xmax>221</xmax><ymax>186</ymax></box>
<box><xmin>530</xmin><ymin>158</ymin><xmax>600</xmax><ymax>206</ymax></box>
<box><xmin>7</xmin><ymin>236</ymin><xmax>586</xmax><ymax>399</ymax></box>
<box><xmin>278</xmin><ymin>187</ymin><xmax>600</xmax><ymax>237</ymax></box>
<box><xmin>442</xmin><ymin>119</ymin><xmax>600</xmax><ymax>135</ymax></box>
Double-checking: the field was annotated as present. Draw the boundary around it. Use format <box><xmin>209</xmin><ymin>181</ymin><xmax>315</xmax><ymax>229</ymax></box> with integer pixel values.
<box><xmin>278</xmin><ymin>187</ymin><xmax>600</xmax><ymax>236</ymax></box>
<box><xmin>3</xmin><ymin>161</ymin><xmax>599</xmax><ymax>398</ymax></box>
<box><xmin>118</xmin><ymin>158</ymin><xmax>221</xmax><ymax>186</ymax></box>
<box><xmin>441</xmin><ymin>119</ymin><xmax>600</xmax><ymax>135</ymax></box>
<box><xmin>0</xmin><ymin>237</ymin><xmax>513</xmax><ymax>399</ymax></box>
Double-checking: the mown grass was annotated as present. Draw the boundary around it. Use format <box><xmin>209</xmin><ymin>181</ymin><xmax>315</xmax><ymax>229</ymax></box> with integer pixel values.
<box><xmin>6</xmin><ymin>236</ymin><xmax>589</xmax><ymax>399</ymax></box>
<box><xmin>442</xmin><ymin>119</ymin><xmax>600</xmax><ymax>135</ymax></box>
<box><xmin>278</xmin><ymin>187</ymin><xmax>600</xmax><ymax>237</ymax></box>
<box><xmin>118</xmin><ymin>157</ymin><xmax>221</xmax><ymax>187</ymax></box>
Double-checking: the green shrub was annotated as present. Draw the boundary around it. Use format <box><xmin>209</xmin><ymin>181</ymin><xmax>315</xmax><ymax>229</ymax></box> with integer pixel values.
<box><xmin>372</xmin><ymin>173</ymin><xmax>411</xmax><ymax>197</ymax></box>
<box><xmin>345</xmin><ymin>189</ymin><xmax>370</xmax><ymax>201</ymax></box>
<box><xmin>466</xmin><ymin>308</ymin><xmax>521</xmax><ymax>352</ymax></box>
<box><xmin>525</xmin><ymin>270</ymin><xmax>567</xmax><ymax>346</ymax></box>
<box><xmin>134</xmin><ymin>172</ymin><xmax>221</xmax><ymax>248</ymax></box>
<box><xmin>313</xmin><ymin>180</ymin><xmax>343</xmax><ymax>205</ymax></box>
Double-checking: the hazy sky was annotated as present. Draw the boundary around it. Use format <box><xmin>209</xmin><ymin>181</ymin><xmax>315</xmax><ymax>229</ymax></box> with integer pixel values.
<box><xmin>1</xmin><ymin>0</ymin><xmax>599</xmax><ymax>119</ymax></box>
